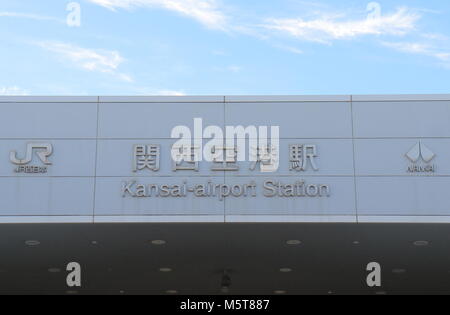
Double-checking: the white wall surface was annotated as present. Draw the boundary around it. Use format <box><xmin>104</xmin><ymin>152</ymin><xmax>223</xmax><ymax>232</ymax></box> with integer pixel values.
<box><xmin>0</xmin><ymin>95</ymin><xmax>449</xmax><ymax>224</ymax></box>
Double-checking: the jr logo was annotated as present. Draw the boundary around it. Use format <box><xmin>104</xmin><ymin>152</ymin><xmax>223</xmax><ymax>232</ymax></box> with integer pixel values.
<box><xmin>10</xmin><ymin>143</ymin><xmax>53</xmax><ymax>173</ymax></box>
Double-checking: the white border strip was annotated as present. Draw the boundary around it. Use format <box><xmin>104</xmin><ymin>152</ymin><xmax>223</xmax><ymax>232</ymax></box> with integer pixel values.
<box><xmin>1</xmin><ymin>95</ymin><xmax>448</xmax><ymax>103</ymax></box>
<box><xmin>225</xmin><ymin>95</ymin><xmax>351</xmax><ymax>102</ymax></box>
<box><xmin>226</xmin><ymin>215</ymin><xmax>357</xmax><ymax>223</ymax></box>
<box><xmin>0</xmin><ymin>216</ymin><xmax>93</xmax><ymax>224</ymax></box>
<box><xmin>358</xmin><ymin>216</ymin><xmax>450</xmax><ymax>223</ymax></box>
<box><xmin>94</xmin><ymin>216</ymin><xmax>225</xmax><ymax>223</ymax></box>
<box><xmin>0</xmin><ymin>96</ymin><xmax>98</xmax><ymax>103</ymax></box>
<box><xmin>1</xmin><ymin>215</ymin><xmax>450</xmax><ymax>224</ymax></box>
<box><xmin>352</xmin><ymin>94</ymin><xmax>450</xmax><ymax>102</ymax></box>
<box><xmin>99</xmin><ymin>96</ymin><xmax>224</xmax><ymax>103</ymax></box>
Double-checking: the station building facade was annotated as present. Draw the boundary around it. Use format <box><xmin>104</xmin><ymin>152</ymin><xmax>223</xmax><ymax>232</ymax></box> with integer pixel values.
<box><xmin>1</xmin><ymin>94</ymin><xmax>450</xmax><ymax>224</ymax></box>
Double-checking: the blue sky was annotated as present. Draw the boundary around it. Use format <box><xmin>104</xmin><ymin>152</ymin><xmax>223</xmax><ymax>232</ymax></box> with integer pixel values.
<box><xmin>0</xmin><ymin>0</ymin><xmax>449</xmax><ymax>95</ymax></box>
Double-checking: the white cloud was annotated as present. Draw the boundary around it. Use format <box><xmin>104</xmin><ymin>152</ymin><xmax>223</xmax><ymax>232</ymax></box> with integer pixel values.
<box><xmin>421</xmin><ymin>33</ymin><xmax>449</xmax><ymax>41</ymax></box>
<box><xmin>272</xmin><ymin>44</ymin><xmax>303</xmax><ymax>54</ymax></box>
<box><xmin>131</xmin><ymin>87</ymin><xmax>187</xmax><ymax>95</ymax></box>
<box><xmin>117</xmin><ymin>73</ymin><xmax>134</xmax><ymax>83</ymax></box>
<box><xmin>0</xmin><ymin>11</ymin><xmax>63</xmax><ymax>23</ymax></box>
<box><xmin>227</xmin><ymin>65</ymin><xmax>241</xmax><ymax>73</ymax></box>
<box><xmin>36</xmin><ymin>41</ymin><xmax>133</xmax><ymax>82</ymax></box>
<box><xmin>86</xmin><ymin>0</ymin><xmax>228</xmax><ymax>30</ymax></box>
<box><xmin>0</xmin><ymin>86</ymin><xmax>29</xmax><ymax>96</ymax></box>
<box><xmin>263</xmin><ymin>7</ymin><xmax>420</xmax><ymax>44</ymax></box>
<box><xmin>156</xmin><ymin>90</ymin><xmax>186</xmax><ymax>96</ymax></box>
<box><xmin>382</xmin><ymin>41</ymin><xmax>450</xmax><ymax>63</ymax></box>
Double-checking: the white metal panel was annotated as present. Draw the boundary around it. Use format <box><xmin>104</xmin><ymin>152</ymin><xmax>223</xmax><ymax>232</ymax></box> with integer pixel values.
<box><xmin>353</xmin><ymin>101</ymin><xmax>450</xmax><ymax>138</ymax></box>
<box><xmin>356</xmin><ymin>177</ymin><xmax>450</xmax><ymax>216</ymax></box>
<box><xmin>0</xmin><ymin>102</ymin><xmax>98</xmax><ymax>139</ymax></box>
<box><xmin>0</xmin><ymin>177</ymin><xmax>95</xmax><ymax>216</ymax></box>
<box><xmin>225</xmin><ymin>102</ymin><xmax>353</xmax><ymax>138</ymax></box>
<box><xmin>98</xmin><ymin>102</ymin><xmax>224</xmax><ymax>139</ymax></box>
